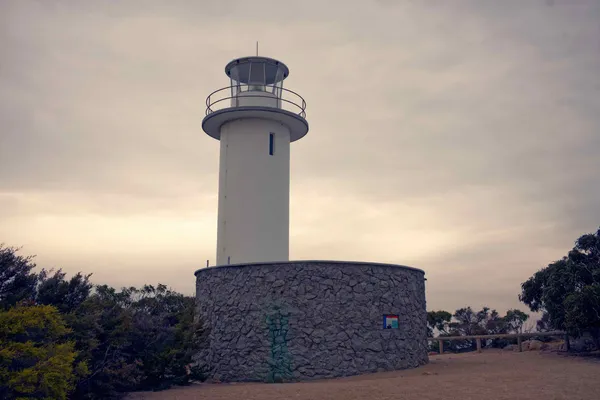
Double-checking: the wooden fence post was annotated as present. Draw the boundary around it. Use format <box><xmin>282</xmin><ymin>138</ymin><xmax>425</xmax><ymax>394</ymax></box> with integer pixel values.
<box><xmin>564</xmin><ymin>333</ymin><xmax>570</xmax><ymax>352</ymax></box>
<box><xmin>476</xmin><ymin>338</ymin><xmax>482</xmax><ymax>353</ymax></box>
<box><xmin>517</xmin><ymin>335</ymin><xmax>522</xmax><ymax>352</ymax></box>
<box><xmin>439</xmin><ymin>339</ymin><xmax>444</xmax><ymax>355</ymax></box>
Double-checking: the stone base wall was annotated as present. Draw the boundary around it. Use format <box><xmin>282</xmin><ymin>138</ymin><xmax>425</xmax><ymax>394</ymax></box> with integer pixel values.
<box><xmin>194</xmin><ymin>261</ymin><xmax>428</xmax><ymax>382</ymax></box>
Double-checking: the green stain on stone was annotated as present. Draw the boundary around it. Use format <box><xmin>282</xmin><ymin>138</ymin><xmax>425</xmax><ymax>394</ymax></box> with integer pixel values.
<box><xmin>265</xmin><ymin>305</ymin><xmax>293</xmax><ymax>383</ymax></box>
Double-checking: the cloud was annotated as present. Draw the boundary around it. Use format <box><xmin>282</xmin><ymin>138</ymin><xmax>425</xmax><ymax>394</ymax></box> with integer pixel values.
<box><xmin>1</xmin><ymin>0</ymin><xmax>599</xmax><ymax>314</ymax></box>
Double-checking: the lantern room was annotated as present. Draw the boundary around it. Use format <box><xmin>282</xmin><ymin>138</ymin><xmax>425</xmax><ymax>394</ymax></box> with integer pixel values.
<box><xmin>225</xmin><ymin>56</ymin><xmax>289</xmax><ymax>97</ymax></box>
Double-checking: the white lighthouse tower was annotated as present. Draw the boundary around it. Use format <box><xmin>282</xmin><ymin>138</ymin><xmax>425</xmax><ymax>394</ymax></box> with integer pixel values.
<box><xmin>202</xmin><ymin>56</ymin><xmax>309</xmax><ymax>266</ymax></box>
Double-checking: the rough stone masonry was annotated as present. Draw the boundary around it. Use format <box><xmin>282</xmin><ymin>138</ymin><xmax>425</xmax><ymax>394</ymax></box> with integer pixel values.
<box><xmin>194</xmin><ymin>261</ymin><xmax>428</xmax><ymax>382</ymax></box>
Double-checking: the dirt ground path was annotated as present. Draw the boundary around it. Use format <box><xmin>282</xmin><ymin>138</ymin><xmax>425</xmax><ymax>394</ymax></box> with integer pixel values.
<box><xmin>128</xmin><ymin>350</ymin><xmax>600</xmax><ymax>400</ymax></box>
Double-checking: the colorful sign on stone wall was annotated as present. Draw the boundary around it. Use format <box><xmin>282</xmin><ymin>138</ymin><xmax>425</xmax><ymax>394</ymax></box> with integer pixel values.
<box><xmin>383</xmin><ymin>314</ymin><xmax>399</xmax><ymax>329</ymax></box>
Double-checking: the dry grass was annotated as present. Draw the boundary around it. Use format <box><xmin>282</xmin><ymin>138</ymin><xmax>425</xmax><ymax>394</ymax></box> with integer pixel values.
<box><xmin>128</xmin><ymin>350</ymin><xmax>600</xmax><ymax>400</ymax></box>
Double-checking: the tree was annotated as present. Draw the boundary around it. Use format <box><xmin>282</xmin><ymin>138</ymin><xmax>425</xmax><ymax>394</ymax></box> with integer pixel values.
<box><xmin>64</xmin><ymin>284</ymin><xmax>137</xmax><ymax>399</ymax></box>
<box><xmin>520</xmin><ymin>227</ymin><xmax>600</xmax><ymax>348</ymax></box>
<box><xmin>536</xmin><ymin>312</ymin><xmax>551</xmax><ymax>332</ymax></box>
<box><xmin>71</xmin><ymin>284</ymin><xmax>207</xmax><ymax>399</ymax></box>
<box><xmin>450</xmin><ymin>307</ymin><xmax>498</xmax><ymax>336</ymax></box>
<box><xmin>0</xmin><ymin>245</ymin><xmax>39</xmax><ymax>310</ymax></box>
<box><xmin>126</xmin><ymin>284</ymin><xmax>206</xmax><ymax>390</ymax></box>
<box><xmin>0</xmin><ymin>303</ymin><xmax>88</xmax><ymax>399</ymax></box>
<box><xmin>37</xmin><ymin>269</ymin><xmax>93</xmax><ymax>314</ymax></box>
<box><xmin>448</xmin><ymin>307</ymin><xmax>501</xmax><ymax>350</ymax></box>
<box><xmin>519</xmin><ymin>258</ymin><xmax>574</xmax><ymax>330</ymax></box>
<box><xmin>484</xmin><ymin>309</ymin><xmax>506</xmax><ymax>335</ymax></box>
<box><xmin>504</xmin><ymin>309</ymin><xmax>529</xmax><ymax>334</ymax></box>
<box><xmin>563</xmin><ymin>285</ymin><xmax>600</xmax><ymax>348</ymax></box>
<box><xmin>427</xmin><ymin>310</ymin><xmax>452</xmax><ymax>337</ymax></box>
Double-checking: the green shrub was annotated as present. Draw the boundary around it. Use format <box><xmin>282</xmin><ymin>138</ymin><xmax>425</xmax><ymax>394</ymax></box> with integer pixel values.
<box><xmin>0</xmin><ymin>303</ymin><xmax>88</xmax><ymax>399</ymax></box>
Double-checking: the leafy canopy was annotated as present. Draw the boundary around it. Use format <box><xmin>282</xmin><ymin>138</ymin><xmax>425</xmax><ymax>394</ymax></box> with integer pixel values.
<box><xmin>0</xmin><ymin>245</ymin><xmax>38</xmax><ymax>310</ymax></box>
<box><xmin>0</xmin><ymin>303</ymin><xmax>88</xmax><ymax>400</ymax></box>
<box><xmin>519</xmin><ymin>227</ymin><xmax>600</xmax><ymax>346</ymax></box>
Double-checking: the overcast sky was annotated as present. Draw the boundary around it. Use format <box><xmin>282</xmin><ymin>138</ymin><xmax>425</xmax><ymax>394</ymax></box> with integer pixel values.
<box><xmin>1</xmin><ymin>0</ymin><xmax>599</xmax><ymax>319</ymax></box>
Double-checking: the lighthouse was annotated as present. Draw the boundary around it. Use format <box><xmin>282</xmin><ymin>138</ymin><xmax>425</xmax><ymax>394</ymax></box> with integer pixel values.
<box><xmin>195</xmin><ymin>55</ymin><xmax>428</xmax><ymax>382</ymax></box>
<box><xmin>202</xmin><ymin>56</ymin><xmax>309</xmax><ymax>266</ymax></box>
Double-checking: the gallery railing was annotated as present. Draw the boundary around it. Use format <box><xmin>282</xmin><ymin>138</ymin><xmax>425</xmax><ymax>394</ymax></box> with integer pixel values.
<box><xmin>205</xmin><ymin>85</ymin><xmax>307</xmax><ymax>119</ymax></box>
